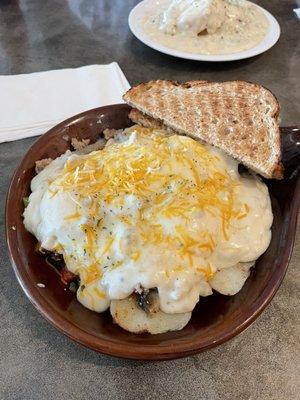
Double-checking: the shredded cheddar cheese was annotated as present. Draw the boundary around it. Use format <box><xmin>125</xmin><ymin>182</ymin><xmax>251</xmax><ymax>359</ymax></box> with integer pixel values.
<box><xmin>43</xmin><ymin>126</ymin><xmax>254</xmax><ymax>302</ymax></box>
<box><xmin>23</xmin><ymin>124</ymin><xmax>274</xmax><ymax>316</ymax></box>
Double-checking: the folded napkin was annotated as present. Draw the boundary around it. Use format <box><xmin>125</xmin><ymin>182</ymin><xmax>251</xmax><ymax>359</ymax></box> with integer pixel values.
<box><xmin>0</xmin><ymin>63</ymin><xmax>130</xmax><ymax>143</ymax></box>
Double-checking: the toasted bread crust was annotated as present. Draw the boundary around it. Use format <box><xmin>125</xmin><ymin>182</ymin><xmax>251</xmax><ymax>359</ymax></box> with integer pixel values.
<box><xmin>129</xmin><ymin>108</ymin><xmax>169</xmax><ymax>131</ymax></box>
<box><xmin>124</xmin><ymin>80</ymin><xmax>283</xmax><ymax>179</ymax></box>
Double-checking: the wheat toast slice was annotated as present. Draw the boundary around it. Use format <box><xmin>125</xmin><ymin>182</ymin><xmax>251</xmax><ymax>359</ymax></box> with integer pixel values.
<box><xmin>123</xmin><ymin>80</ymin><xmax>283</xmax><ymax>179</ymax></box>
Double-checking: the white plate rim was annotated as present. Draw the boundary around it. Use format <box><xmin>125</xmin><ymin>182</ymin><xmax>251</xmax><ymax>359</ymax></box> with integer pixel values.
<box><xmin>128</xmin><ymin>0</ymin><xmax>281</xmax><ymax>62</ymax></box>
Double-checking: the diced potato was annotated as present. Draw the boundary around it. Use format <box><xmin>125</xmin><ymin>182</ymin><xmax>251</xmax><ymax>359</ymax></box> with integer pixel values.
<box><xmin>110</xmin><ymin>295</ymin><xmax>191</xmax><ymax>334</ymax></box>
<box><xmin>210</xmin><ymin>262</ymin><xmax>254</xmax><ymax>296</ymax></box>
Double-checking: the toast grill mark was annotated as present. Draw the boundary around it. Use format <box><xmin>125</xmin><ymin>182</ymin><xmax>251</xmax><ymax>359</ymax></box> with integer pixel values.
<box><xmin>123</xmin><ymin>80</ymin><xmax>282</xmax><ymax>179</ymax></box>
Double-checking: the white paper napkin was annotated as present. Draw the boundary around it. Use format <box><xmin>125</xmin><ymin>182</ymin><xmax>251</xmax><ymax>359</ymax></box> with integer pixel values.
<box><xmin>0</xmin><ymin>63</ymin><xmax>130</xmax><ymax>143</ymax></box>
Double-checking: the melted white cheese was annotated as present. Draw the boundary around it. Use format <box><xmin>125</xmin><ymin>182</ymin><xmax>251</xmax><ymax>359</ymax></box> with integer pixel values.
<box><xmin>23</xmin><ymin>126</ymin><xmax>273</xmax><ymax>314</ymax></box>
<box><xmin>142</xmin><ymin>0</ymin><xmax>269</xmax><ymax>55</ymax></box>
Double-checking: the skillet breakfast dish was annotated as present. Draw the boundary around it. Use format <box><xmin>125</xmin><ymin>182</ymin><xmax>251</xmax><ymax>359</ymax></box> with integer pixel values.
<box><xmin>23</xmin><ymin>80</ymin><xmax>282</xmax><ymax>334</ymax></box>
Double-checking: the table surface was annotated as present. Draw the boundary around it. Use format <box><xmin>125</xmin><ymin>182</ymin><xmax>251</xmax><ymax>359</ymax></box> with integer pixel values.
<box><xmin>0</xmin><ymin>1</ymin><xmax>299</xmax><ymax>399</ymax></box>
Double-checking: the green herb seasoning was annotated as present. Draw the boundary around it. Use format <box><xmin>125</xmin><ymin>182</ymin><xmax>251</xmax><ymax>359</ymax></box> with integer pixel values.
<box><xmin>23</xmin><ymin>197</ymin><xmax>29</xmax><ymax>208</ymax></box>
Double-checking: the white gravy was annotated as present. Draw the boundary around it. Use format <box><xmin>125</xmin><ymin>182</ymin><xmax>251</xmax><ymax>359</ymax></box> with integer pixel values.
<box><xmin>23</xmin><ymin>127</ymin><xmax>273</xmax><ymax>315</ymax></box>
<box><xmin>141</xmin><ymin>0</ymin><xmax>269</xmax><ymax>55</ymax></box>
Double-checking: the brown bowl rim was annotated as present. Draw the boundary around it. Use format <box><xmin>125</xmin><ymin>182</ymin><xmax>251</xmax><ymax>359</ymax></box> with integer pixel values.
<box><xmin>5</xmin><ymin>104</ymin><xmax>300</xmax><ymax>360</ymax></box>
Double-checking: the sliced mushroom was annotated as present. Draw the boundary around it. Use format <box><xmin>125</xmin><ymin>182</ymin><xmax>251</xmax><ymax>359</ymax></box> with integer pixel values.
<box><xmin>35</xmin><ymin>243</ymin><xmax>65</xmax><ymax>270</ymax></box>
<box><xmin>136</xmin><ymin>288</ymin><xmax>160</xmax><ymax>315</ymax></box>
<box><xmin>35</xmin><ymin>242</ymin><xmax>79</xmax><ymax>291</ymax></box>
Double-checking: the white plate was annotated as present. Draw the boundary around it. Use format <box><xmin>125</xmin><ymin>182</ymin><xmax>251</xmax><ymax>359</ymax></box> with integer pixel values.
<box><xmin>129</xmin><ymin>0</ymin><xmax>281</xmax><ymax>62</ymax></box>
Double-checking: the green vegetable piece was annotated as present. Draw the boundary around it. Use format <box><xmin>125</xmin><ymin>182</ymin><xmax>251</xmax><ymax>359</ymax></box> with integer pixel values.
<box><xmin>69</xmin><ymin>282</ymin><xmax>78</xmax><ymax>293</ymax></box>
<box><xmin>23</xmin><ymin>197</ymin><xmax>29</xmax><ymax>208</ymax></box>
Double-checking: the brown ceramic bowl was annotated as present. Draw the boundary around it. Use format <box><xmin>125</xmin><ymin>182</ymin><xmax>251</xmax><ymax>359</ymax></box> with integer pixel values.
<box><xmin>5</xmin><ymin>104</ymin><xmax>300</xmax><ymax>360</ymax></box>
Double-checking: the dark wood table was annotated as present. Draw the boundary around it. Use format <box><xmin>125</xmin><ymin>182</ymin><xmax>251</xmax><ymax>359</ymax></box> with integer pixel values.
<box><xmin>0</xmin><ymin>1</ymin><xmax>299</xmax><ymax>399</ymax></box>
